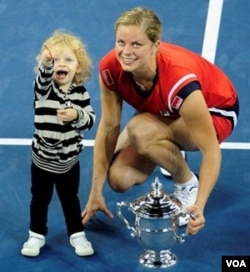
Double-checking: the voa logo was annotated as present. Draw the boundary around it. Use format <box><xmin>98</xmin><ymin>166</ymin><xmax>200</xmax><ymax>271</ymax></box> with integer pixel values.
<box><xmin>222</xmin><ymin>256</ymin><xmax>249</xmax><ymax>271</ymax></box>
<box><xmin>226</xmin><ymin>259</ymin><xmax>247</xmax><ymax>268</ymax></box>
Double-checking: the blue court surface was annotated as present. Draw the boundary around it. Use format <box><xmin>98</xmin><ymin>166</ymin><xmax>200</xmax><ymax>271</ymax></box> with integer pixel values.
<box><xmin>0</xmin><ymin>1</ymin><xmax>250</xmax><ymax>271</ymax></box>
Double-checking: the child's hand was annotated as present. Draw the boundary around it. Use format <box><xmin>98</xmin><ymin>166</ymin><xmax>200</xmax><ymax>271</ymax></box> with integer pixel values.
<box><xmin>57</xmin><ymin>108</ymin><xmax>78</xmax><ymax>122</ymax></box>
<box><xmin>40</xmin><ymin>44</ymin><xmax>54</xmax><ymax>66</ymax></box>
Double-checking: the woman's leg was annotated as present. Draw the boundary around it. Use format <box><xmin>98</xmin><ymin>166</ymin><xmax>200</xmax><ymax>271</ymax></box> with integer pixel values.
<box><xmin>108</xmin><ymin>112</ymin><xmax>196</xmax><ymax>191</ymax></box>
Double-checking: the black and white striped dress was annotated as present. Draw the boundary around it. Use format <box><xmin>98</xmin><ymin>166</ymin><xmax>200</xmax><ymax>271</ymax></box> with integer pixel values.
<box><xmin>32</xmin><ymin>63</ymin><xmax>96</xmax><ymax>173</ymax></box>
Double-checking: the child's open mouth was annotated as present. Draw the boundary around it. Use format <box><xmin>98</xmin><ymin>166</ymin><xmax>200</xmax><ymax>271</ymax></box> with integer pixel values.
<box><xmin>56</xmin><ymin>70</ymin><xmax>68</xmax><ymax>79</ymax></box>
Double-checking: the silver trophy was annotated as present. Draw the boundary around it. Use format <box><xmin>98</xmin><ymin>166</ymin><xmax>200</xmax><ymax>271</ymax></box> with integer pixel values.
<box><xmin>117</xmin><ymin>177</ymin><xmax>188</xmax><ymax>269</ymax></box>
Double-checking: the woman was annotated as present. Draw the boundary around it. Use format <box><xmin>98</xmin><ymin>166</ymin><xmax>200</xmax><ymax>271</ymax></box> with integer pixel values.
<box><xmin>82</xmin><ymin>7</ymin><xmax>239</xmax><ymax>235</ymax></box>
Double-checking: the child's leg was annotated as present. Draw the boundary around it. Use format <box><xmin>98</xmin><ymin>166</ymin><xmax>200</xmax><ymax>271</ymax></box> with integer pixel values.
<box><xmin>55</xmin><ymin>162</ymin><xmax>83</xmax><ymax>236</ymax></box>
<box><xmin>30</xmin><ymin>162</ymin><xmax>54</xmax><ymax>235</ymax></box>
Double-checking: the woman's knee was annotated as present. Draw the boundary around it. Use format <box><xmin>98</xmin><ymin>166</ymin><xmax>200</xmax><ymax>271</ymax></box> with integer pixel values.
<box><xmin>127</xmin><ymin>114</ymin><xmax>153</xmax><ymax>149</ymax></box>
<box><xmin>127</xmin><ymin>113</ymin><xmax>166</xmax><ymax>153</ymax></box>
<box><xmin>107</xmin><ymin>164</ymin><xmax>148</xmax><ymax>192</ymax></box>
<box><xmin>107</xmin><ymin>167</ymin><xmax>131</xmax><ymax>192</ymax></box>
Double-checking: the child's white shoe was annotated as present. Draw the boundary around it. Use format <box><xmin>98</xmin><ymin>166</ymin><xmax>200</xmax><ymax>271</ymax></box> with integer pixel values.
<box><xmin>70</xmin><ymin>231</ymin><xmax>94</xmax><ymax>256</ymax></box>
<box><xmin>21</xmin><ymin>230</ymin><xmax>45</xmax><ymax>257</ymax></box>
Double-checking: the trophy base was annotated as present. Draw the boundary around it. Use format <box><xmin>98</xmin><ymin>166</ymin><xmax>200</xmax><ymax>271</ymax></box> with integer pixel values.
<box><xmin>139</xmin><ymin>250</ymin><xmax>177</xmax><ymax>268</ymax></box>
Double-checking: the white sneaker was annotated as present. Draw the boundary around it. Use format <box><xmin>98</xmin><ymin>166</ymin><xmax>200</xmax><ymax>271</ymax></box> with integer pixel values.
<box><xmin>160</xmin><ymin>167</ymin><xmax>172</xmax><ymax>177</ymax></box>
<box><xmin>173</xmin><ymin>177</ymin><xmax>198</xmax><ymax>226</ymax></box>
<box><xmin>21</xmin><ymin>231</ymin><xmax>45</xmax><ymax>257</ymax></box>
<box><xmin>160</xmin><ymin>151</ymin><xmax>186</xmax><ymax>178</ymax></box>
<box><xmin>70</xmin><ymin>232</ymin><xmax>94</xmax><ymax>256</ymax></box>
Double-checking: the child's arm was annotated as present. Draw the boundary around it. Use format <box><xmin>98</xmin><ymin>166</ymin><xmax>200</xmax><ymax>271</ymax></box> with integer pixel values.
<box><xmin>34</xmin><ymin>44</ymin><xmax>54</xmax><ymax>96</ymax></box>
<box><xmin>69</xmin><ymin>88</ymin><xmax>96</xmax><ymax>131</ymax></box>
<box><xmin>40</xmin><ymin>44</ymin><xmax>54</xmax><ymax>66</ymax></box>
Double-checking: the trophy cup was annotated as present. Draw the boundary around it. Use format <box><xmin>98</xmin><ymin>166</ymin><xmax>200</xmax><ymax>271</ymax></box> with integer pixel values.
<box><xmin>116</xmin><ymin>177</ymin><xmax>188</xmax><ymax>269</ymax></box>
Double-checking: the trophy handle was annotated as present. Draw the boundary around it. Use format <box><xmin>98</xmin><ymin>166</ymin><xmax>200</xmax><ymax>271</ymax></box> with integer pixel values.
<box><xmin>175</xmin><ymin>211</ymin><xmax>197</xmax><ymax>244</ymax></box>
<box><xmin>116</xmin><ymin>201</ymin><xmax>137</xmax><ymax>238</ymax></box>
<box><xmin>175</xmin><ymin>233</ymin><xmax>188</xmax><ymax>244</ymax></box>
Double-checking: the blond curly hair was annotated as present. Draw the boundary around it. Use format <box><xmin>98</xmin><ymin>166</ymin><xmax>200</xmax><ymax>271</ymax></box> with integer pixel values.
<box><xmin>34</xmin><ymin>30</ymin><xmax>92</xmax><ymax>85</ymax></box>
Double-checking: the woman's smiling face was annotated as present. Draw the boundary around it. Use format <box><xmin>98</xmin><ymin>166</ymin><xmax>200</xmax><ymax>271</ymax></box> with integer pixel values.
<box><xmin>115</xmin><ymin>24</ymin><xmax>158</xmax><ymax>74</ymax></box>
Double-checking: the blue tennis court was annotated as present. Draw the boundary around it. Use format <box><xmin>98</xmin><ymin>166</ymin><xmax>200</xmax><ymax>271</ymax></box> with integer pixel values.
<box><xmin>0</xmin><ymin>1</ymin><xmax>249</xmax><ymax>271</ymax></box>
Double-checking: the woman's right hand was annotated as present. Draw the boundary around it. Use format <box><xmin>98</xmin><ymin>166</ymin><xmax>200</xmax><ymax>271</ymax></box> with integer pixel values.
<box><xmin>81</xmin><ymin>192</ymin><xmax>114</xmax><ymax>225</ymax></box>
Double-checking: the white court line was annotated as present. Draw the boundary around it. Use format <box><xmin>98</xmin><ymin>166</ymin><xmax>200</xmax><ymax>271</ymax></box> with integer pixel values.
<box><xmin>199</xmin><ymin>1</ymin><xmax>249</xmax><ymax>149</ymax></box>
<box><xmin>0</xmin><ymin>138</ymin><xmax>250</xmax><ymax>150</ymax></box>
<box><xmin>0</xmin><ymin>138</ymin><xmax>94</xmax><ymax>147</ymax></box>
<box><xmin>201</xmin><ymin>0</ymin><xmax>224</xmax><ymax>63</ymax></box>
<box><xmin>220</xmin><ymin>142</ymin><xmax>250</xmax><ymax>150</ymax></box>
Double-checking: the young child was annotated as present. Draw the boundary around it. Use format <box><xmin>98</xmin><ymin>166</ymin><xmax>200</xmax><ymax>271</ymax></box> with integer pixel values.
<box><xmin>21</xmin><ymin>30</ymin><xmax>96</xmax><ymax>257</ymax></box>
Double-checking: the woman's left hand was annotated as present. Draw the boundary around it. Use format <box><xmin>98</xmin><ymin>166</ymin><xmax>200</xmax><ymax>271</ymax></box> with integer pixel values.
<box><xmin>185</xmin><ymin>204</ymin><xmax>206</xmax><ymax>235</ymax></box>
